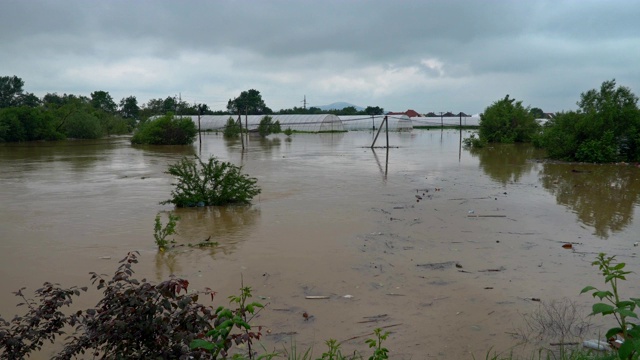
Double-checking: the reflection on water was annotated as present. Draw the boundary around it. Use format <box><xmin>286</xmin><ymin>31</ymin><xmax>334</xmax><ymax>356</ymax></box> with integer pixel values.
<box><xmin>470</xmin><ymin>143</ymin><xmax>544</xmax><ymax>186</ymax></box>
<box><xmin>470</xmin><ymin>142</ymin><xmax>640</xmax><ymax>238</ymax></box>
<box><xmin>173</xmin><ymin>205</ymin><xmax>260</xmax><ymax>248</ymax></box>
<box><xmin>540</xmin><ymin>163</ymin><xmax>640</xmax><ymax>239</ymax></box>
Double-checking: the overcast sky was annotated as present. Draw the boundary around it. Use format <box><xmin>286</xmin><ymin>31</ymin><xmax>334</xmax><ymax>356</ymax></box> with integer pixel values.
<box><xmin>2</xmin><ymin>0</ymin><xmax>639</xmax><ymax>115</ymax></box>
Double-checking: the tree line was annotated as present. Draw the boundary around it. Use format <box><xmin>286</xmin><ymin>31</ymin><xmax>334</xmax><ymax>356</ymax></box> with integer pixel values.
<box><xmin>467</xmin><ymin>79</ymin><xmax>640</xmax><ymax>164</ymax></box>
<box><xmin>0</xmin><ymin>77</ymin><xmax>386</xmax><ymax>143</ymax></box>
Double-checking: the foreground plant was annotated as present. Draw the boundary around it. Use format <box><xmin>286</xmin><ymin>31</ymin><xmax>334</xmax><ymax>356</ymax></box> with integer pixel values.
<box><xmin>154</xmin><ymin>212</ymin><xmax>179</xmax><ymax>251</ymax></box>
<box><xmin>581</xmin><ymin>253</ymin><xmax>640</xmax><ymax>359</ymax></box>
<box><xmin>0</xmin><ymin>283</ymin><xmax>85</xmax><ymax>359</ymax></box>
<box><xmin>162</xmin><ymin>155</ymin><xmax>261</xmax><ymax>207</ymax></box>
<box><xmin>365</xmin><ymin>328</ymin><xmax>390</xmax><ymax>360</ymax></box>
<box><xmin>190</xmin><ymin>284</ymin><xmax>270</xmax><ymax>359</ymax></box>
<box><xmin>0</xmin><ymin>252</ymin><xmax>219</xmax><ymax>359</ymax></box>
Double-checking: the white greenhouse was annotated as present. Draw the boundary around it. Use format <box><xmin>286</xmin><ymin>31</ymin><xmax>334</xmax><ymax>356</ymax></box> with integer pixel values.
<box><xmin>186</xmin><ymin>114</ymin><xmax>345</xmax><ymax>132</ymax></box>
<box><xmin>411</xmin><ymin>115</ymin><xmax>481</xmax><ymax>127</ymax></box>
<box><xmin>338</xmin><ymin>115</ymin><xmax>413</xmax><ymax>132</ymax></box>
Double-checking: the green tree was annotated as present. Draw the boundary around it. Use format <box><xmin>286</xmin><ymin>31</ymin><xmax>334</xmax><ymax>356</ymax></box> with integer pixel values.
<box><xmin>530</xmin><ymin>107</ymin><xmax>545</xmax><ymax>119</ymax></box>
<box><xmin>536</xmin><ymin>80</ymin><xmax>640</xmax><ymax>163</ymax></box>
<box><xmin>0</xmin><ymin>75</ymin><xmax>25</xmax><ymax>108</ymax></box>
<box><xmin>223</xmin><ymin>117</ymin><xmax>242</xmax><ymax>138</ymax></box>
<box><xmin>0</xmin><ymin>107</ymin><xmax>62</xmax><ymax>142</ymax></box>
<box><xmin>257</xmin><ymin>115</ymin><xmax>281</xmax><ymax>137</ymax></box>
<box><xmin>141</xmin><ymin>98</ymin><xmax>165</xmax><ymax>118</ymax></box>
<box><xmin>90</xmin><ymin>91</ymin><xmax>117</xmax><ymax>114</ymax></box>
<box><xmin>478</xmin><ymin>95</ymin><xmax>539</xmax><ymax>144</ymax></box>
<box><xmin>131</xmin><ymin>113</ymin><xmax>197</xmax><ymax>145</ymax></box>
<box><xmin>365</xmin><ymin>106</ymin><xmax>384</xmax><ymax>115</ymax></box>
<box><xmin>227</xmin><ymin>89</ymin><xmax>272</xmax><ymax>115</ymax></box>
<box><xmin>64</xmin><ymin>111</ymin><xmax>103</xmax><ymax>139</ymax></box>
<box><xmin>119</xmin><ymin>96</ymin><xmax>139</xmax><ymax>119</ymax></box>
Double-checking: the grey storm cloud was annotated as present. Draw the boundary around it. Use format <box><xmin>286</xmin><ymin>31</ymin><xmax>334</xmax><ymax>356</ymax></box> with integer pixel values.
<box><xmin>1</xmin><ymin>0</ymin><xmax>639</xmax><ymax>114</ymax></box>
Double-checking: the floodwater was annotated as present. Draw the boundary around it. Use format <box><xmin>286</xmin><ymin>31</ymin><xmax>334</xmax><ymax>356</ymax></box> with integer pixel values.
<box><xmin>1</xmin><ymin>130</ymin><xmax>640</xmax><ymax>359</ymax></box>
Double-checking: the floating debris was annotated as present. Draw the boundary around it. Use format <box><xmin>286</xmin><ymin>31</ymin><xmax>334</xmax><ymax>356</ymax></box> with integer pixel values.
<box><xmin>417</xmin><ymin>261</ymin><xmax>458</xmax><ymax>270</ymax></box>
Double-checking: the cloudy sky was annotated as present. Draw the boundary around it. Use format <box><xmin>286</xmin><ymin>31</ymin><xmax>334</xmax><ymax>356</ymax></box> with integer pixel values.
<box><xmin>2</xmin><ymin>0</ymin><xmax>639</xmax><ymax>115</ymax></box>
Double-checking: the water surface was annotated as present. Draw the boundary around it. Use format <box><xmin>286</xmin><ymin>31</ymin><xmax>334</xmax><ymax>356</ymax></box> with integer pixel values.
<box><xmin>1</xmin><ymin>131</ymin><xmax>639</xmax><ymax>358</ymax></box>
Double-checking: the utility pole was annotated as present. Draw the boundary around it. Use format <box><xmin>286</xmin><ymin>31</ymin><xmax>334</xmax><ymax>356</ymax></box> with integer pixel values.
<box><xmin>301</xmin><ymin>95</ymin><xmax>307</xmax><ymax>110</ymax></box>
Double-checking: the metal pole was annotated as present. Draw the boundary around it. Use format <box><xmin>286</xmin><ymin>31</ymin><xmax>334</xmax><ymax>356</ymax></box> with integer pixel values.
<box><xmin>385</xmin><ymin>115</ymin><xmax>389</xmax><ymax>148</ymax></box>
<box><xmin>198</xmin><ymin>112</ymin><xmax>202</xmax><ymax>154</ymax></box>
<box><xmin>371</xmin><ymin>115</ymin><xmax>386</xmax><ymax>148</ymax></box>
<box><xmin>238</xmin><ymin>113</ymin><xmax>244</xmax><ymax>150</ymax></box>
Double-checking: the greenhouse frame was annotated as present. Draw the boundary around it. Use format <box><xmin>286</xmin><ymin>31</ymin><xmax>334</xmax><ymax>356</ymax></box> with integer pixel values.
<box><xmin>411</xmin><ymin>115</ymin><xmax>481</xmax><ymax>127</ymax></box>
<box><xmin>186</xmin><ymin>114</ymin><xmax>345</xmax><ymax>132</ymax></box>
<box><xmin>338</xmin><ymin>115</ymin><xmax>413</xmax><ymax>131</ymax></box>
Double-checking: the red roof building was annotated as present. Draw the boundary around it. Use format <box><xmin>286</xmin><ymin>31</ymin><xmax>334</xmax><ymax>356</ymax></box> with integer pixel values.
<box><xmin>387</xmin><ymin>109</ymin><xmax>421</xmax><ymax>118</ymax></box>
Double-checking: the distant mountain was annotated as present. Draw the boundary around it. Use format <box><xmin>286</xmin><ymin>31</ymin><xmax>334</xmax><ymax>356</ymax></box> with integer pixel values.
<box><xmin>314</xmin><ymin>102</ymin><xmax>365</xmax><ymax>111</ymax></box>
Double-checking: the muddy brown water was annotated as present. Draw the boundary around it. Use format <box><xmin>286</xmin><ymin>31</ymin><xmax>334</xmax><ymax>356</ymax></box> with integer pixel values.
<box><xmin>1</xmin><ymin>131</ymin><xmax>640</xmax><ymax>359</ymax></box>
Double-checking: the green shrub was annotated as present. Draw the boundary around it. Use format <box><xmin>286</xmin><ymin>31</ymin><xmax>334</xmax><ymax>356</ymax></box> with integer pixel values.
<box><xmin>223</xmin><ymin>117</ymin><xmax>242</xmax><ymax>138</ymax></box>
<box><xmin>0</xmin><ymin>107</ymin><xmax>63</xmax><ymax>142</ymax></box>
<box><xmin>537</xmin><ymin>80</ymin><xmax>640</xmax><ymax>163</ymax></box>
<box><xmin>64</xmin><ymin>111</ymin><xmax>103</xmax><ymax>139</ymax></box>
<box><xmin>462</xmin><ymin>133</ymin><xmax>486</xmax><ymax>148</ymax></box>
<box><xmin>581</xmin><ymin>253</ymin><xmax>640</xmax><ymax>360</ymax></box>
<box><xmin>258</xmin><ymin>116</ymin><xmax>281</xmax><ymax>137</ymax></box>
<box><xmin>478</xmin><ymin>95</ymin><xmax>539</xmax><ymax>144</ymax></box>
<box><xmin>154</xmin><ymin>212</ymin><xmax>179</xmax><ymax>251</ymax></box>
<box><xmin>131</xmin><ymin>113</ymin><xmax>197</xmax><ymax>145</ymax></box>
<box><xmin>189</xmin><ymin>285</ymin><xmax>268</xmax><ymax>358</ymax></box>
<box><xmin>161</xmin><ymin>155</ymin><xmax>261</xmax><ymax>207</ymax></box>
<box><xmin>0</xmin><ymin>252</ymin><xmax>217</xmax><ymax>359</ymax></box>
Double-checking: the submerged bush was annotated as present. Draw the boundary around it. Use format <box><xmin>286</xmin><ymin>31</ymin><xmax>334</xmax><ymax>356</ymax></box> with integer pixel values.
<box><xmin>478</xmin><ymin>95</ymin><xmax>539</xmax><ymax>144</ymax></box>
<box><xmin>131</xmin><ymin>113</ymin><xmax>197</xmax><ymax>145</ymax></box>
<box><xmin>161</xmin><ymin>155</ymin><xmax>261</xmax><ymax>207</ymax></box>
<box><xmin>536</xmin><ymin>80</ymin><xmax>640</xmax><ymax>163</ymax></box>
<box><xmin>257</xmin><ymin>115</ymin><xmax>281</xmax><ymax>137</ymax></box>
<box><xmin>223</xmin><ymin>117</ymin><xmax>242</xmax><ymax>138</ymax></box>
<box><xmin>64</xmin><ymin>111</ymin><xmax>103</xmax><ymax>139</ymax></box>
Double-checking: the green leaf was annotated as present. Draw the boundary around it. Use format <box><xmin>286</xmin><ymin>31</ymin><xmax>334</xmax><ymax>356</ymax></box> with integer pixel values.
<box><xmin>618</xmin><ymin>338</ymin><xmax>636</xmax><ymax>360</ymax></box>
<box><xmin>616</xmin><ymin>308</ymin><xmax>638</xmax><ymax>318</ymax></box>
<box><xmin>592</xmin><ymin>303</ymin><xmax>615</xmax><ymax>315</ymax></box>
<box><xmin>190</xmin><ymin>339</ymin><xmax>216</xmax><ymax>351</ymax></box>
<box><xmin>613</xmin><ymin>263</ymin><xmax>626</xmax><ymax>270</ymax></box>
<box><xmin>605</xmin><ymin>327</ymin><xmax>623</xmax><ymax>339</ymax></box>
<box><xmin>580</xmin><ymin>286</ymin><xmax>597</xmax><ymax>294</ymax></box>
<box><xmin>593</xmin><ymin>290</ymin><xmax>613</xmax><ymax>300</ymax></box>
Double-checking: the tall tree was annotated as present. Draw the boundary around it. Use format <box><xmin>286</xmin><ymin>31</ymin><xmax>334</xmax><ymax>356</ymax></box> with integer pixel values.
<box><xmin>119</xmin><ymin>96</ymin><xmax>139</xmax><ymax>119</ymax></box>
<box><xmin>90</xmin><ymin>91</ymin><xmax>117</xmax><ymax>114</ymax></box>
<box><xmin>17</xmin><ymin>92</ymin><xmax>41</xmax><ymax>108</ymax></box>
<box><xmin>479</xmin><ymin>95</ymin><xmax>539</xmax><ymax>143</ymax></box>
<box><xmin>537</xmin><ymin>79</ymin><xmax>640</xmax><ymax>163</ymax></box>
<box><xmin>365</xmin><ymin>106</ymin><xmax>384</xmax><ymax>116</ymax></box>
<box><xmin>529</xmin><ymin>107</ymin><xmax>545</xmax><ymax>119</ymax></box>
<box><xmin>0</xmin><ymin>75</ymin><xmax>25</xmax><ymax>108</ymax></box>
<box><xmin>227</xmin><ymin>89</ymin><xmax>272</xmax><ymax>115</ymax></box>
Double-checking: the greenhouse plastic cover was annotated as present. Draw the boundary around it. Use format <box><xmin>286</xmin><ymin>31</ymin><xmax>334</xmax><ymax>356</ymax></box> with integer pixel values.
<box><xmin>187</xmin><ymin>114</ymin><xmax>344</xmax><ymax>132</ymax></box>
<box><xmin>338</xmin><ymin>115</ymin><xmax>413</xmax><ymax>131</ymax></box>
<box><xmin>411</xmin><ymin>116</ymin><xmax>481</xmax><ymax>127</ymax></box>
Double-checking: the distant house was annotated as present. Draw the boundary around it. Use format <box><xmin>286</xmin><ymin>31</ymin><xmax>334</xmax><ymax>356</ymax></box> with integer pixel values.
<box><xmin>425</xmin><ymin>111</ymin><xmax>472</xmax><ymax>118</ymax></box>
<box><xmin>388</xmin><ymin>109</ymin><xmax>421</xmax><ymax>118</ymax></box>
